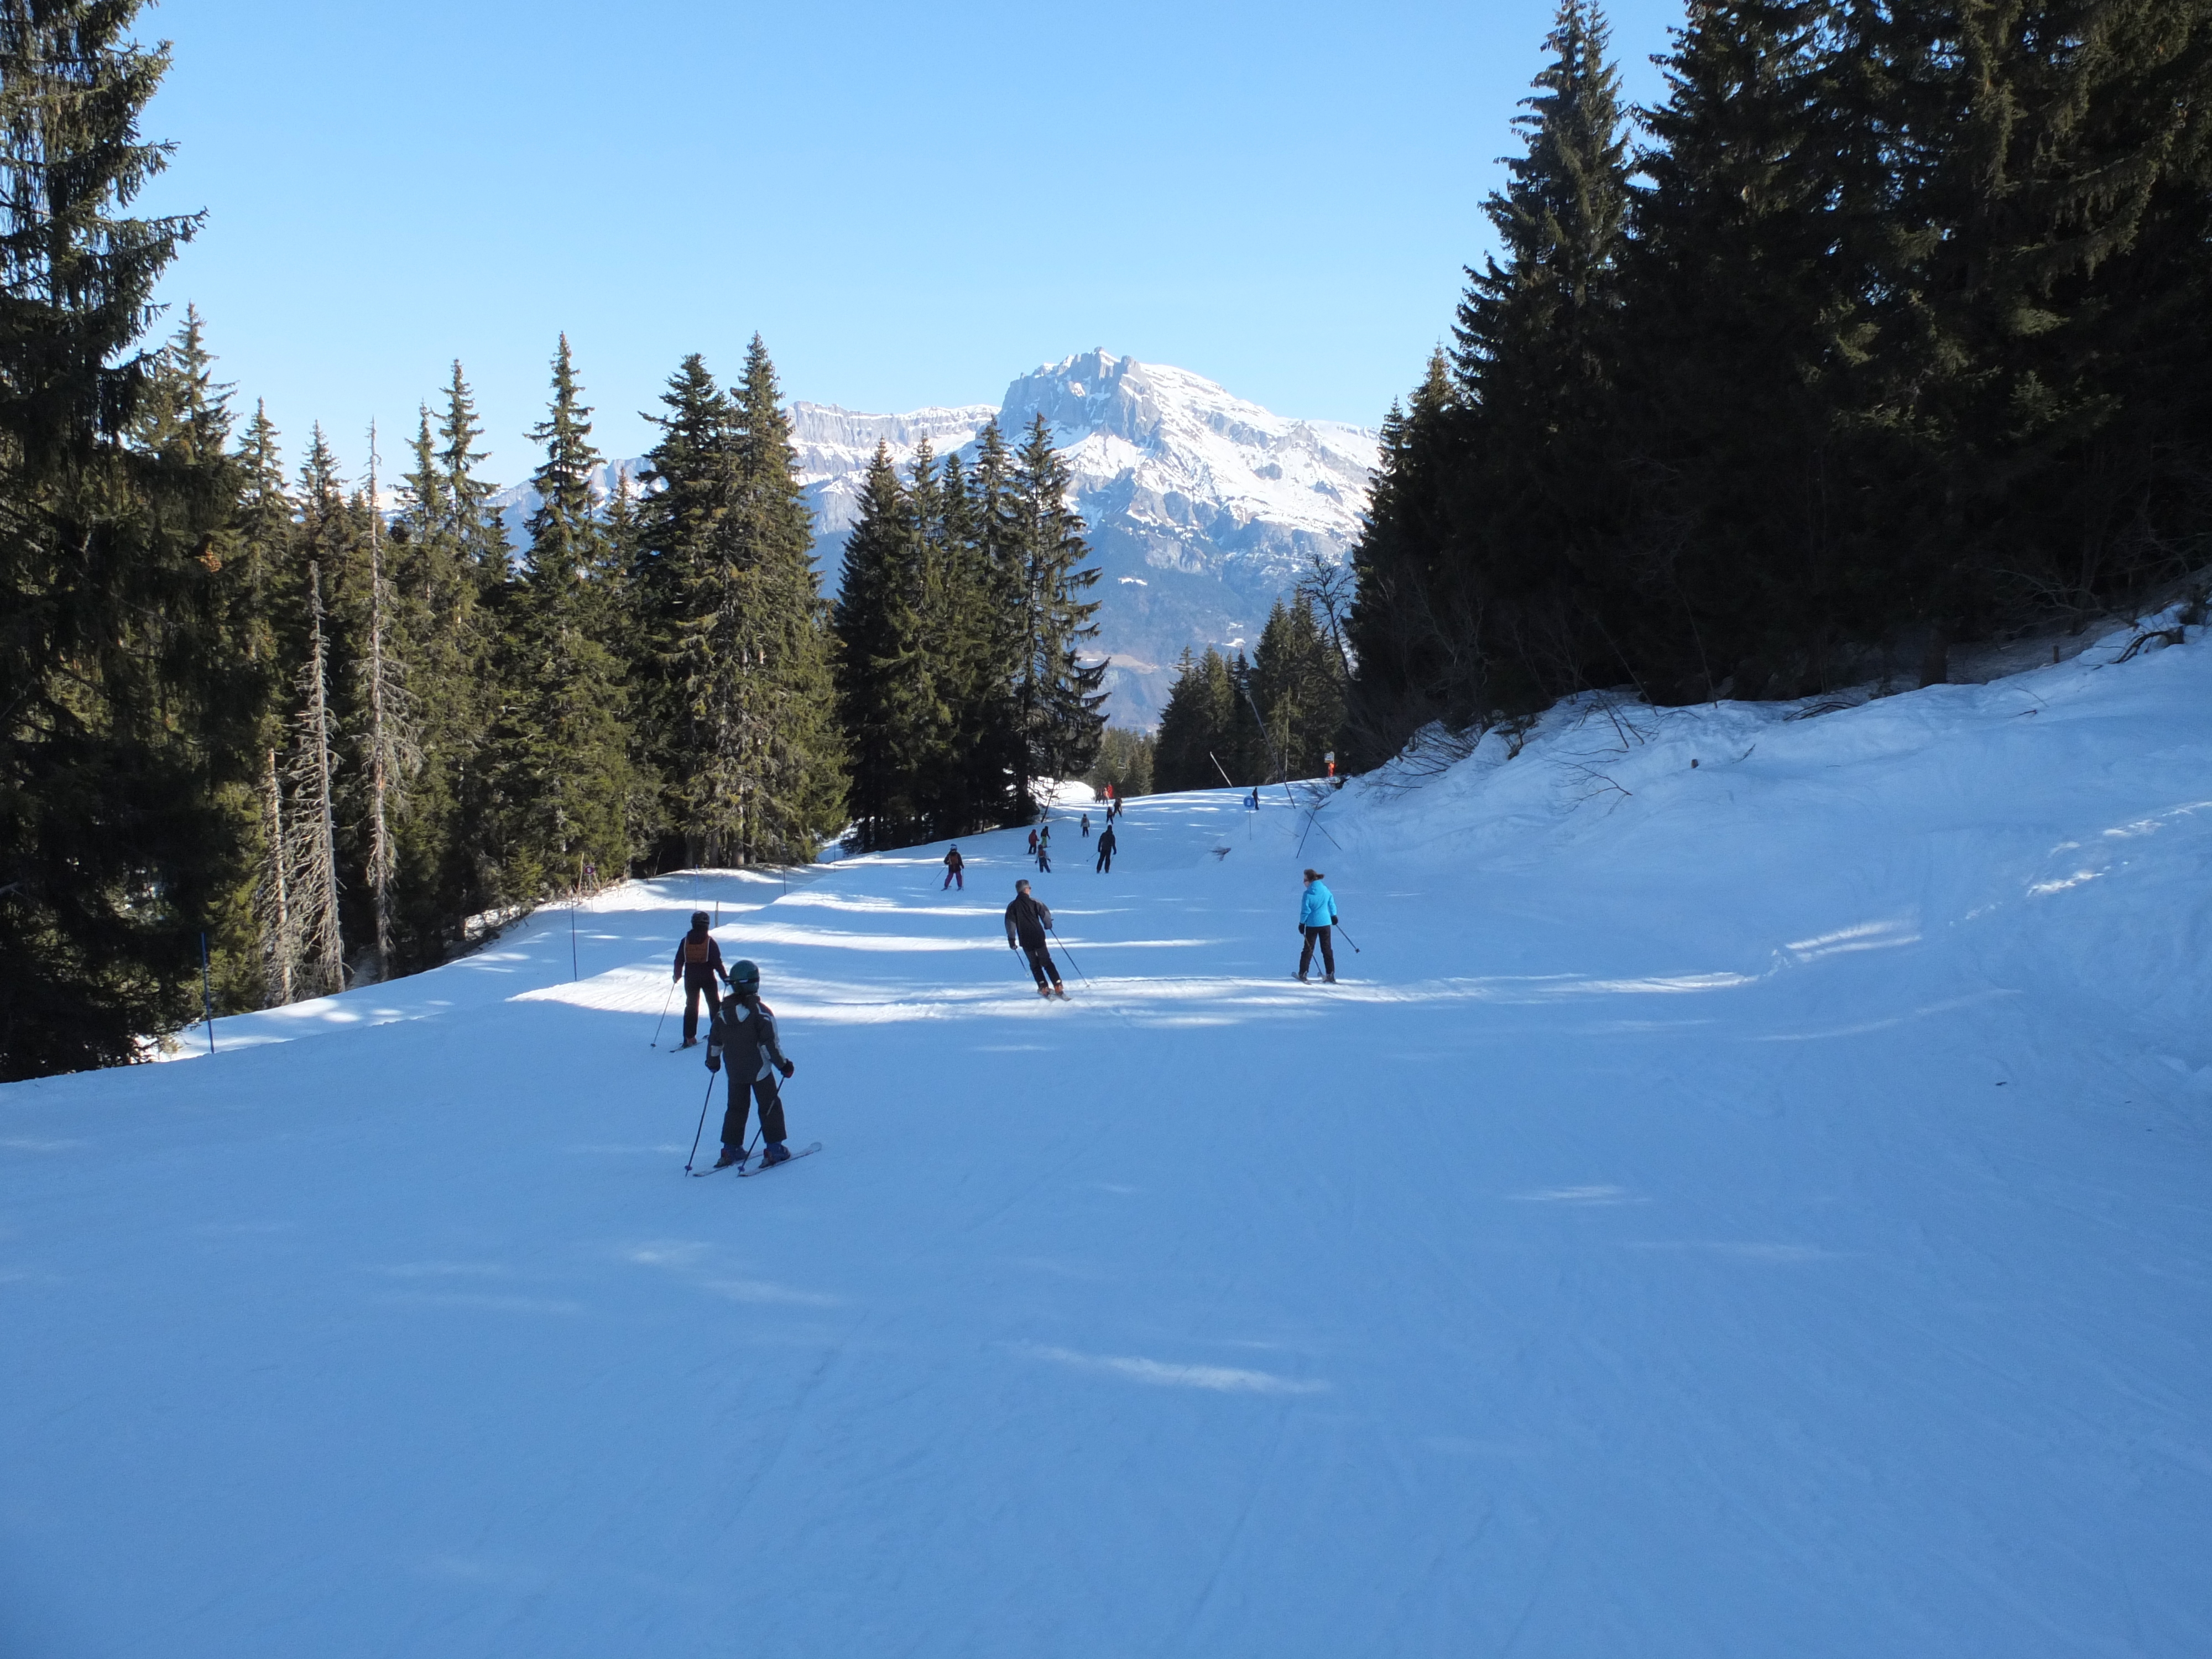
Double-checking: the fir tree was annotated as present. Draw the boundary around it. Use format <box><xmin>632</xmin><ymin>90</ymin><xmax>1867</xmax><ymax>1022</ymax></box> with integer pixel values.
<box><xmin>1005</xmin><ymin>415</ymin><xmax>1107</xmax><ymax>811</ymax></box>
<box><xmin>718</xmin><ymin>335</ymin><xmax>846</xmax><ymax>862</ymax></box>
<box><xmin>1250</xmin><ymin>594</ymin><xmax>1345</xmax><ymax>780</ymax></box>
<box><xmin>1342</xmin><ymin>354</ymin><xmax>1470</xmax><ymax>760</ymax></box>
<box><xmin>1454</xmin><ymin>0</ymin><xmax>1631</xmax><ymax>411</ymax></box>
<box><xmin>0</xmin><ymin>0</ymin><xmax>244</xmax><ymax>1075</ymax></box>
<box><xmin>1154</xmin><ymin>647</ymin><xmax>1243</xmax><ymax>792</ymax></box>
<box><xmin>492</xmin><ymin>336</ymin><xmax>632</xmax><ymax>895</ymax></box>
<box><xmin>633</xmin><ymin>352</ymin><xmax>741</xmax><ymax>863</ymax></box>
<box><xmin>356</xmin><ymin>425</ymin><xmax>419</xmax><ymax>980</ymax></box>
<box><xmin>831</xmin><ymin>441</ymin><xmax>921</xmax><ymax>850</ymax></box>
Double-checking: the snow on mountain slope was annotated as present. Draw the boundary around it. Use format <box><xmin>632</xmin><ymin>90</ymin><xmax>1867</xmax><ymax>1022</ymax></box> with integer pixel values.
<box><xmin>7</xmin><ymin>619</ymin><xmax>2211</xmax><ymax>1657</ymax></box>
<box><xmin>495</xmin><ymin>353</ymin><xmax>1378</xmax><ymax>726</ymax></box>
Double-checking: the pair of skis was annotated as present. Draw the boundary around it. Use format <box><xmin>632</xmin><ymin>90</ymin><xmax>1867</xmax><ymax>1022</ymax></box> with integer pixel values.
<box><xmin>686</xmin><ymin>1141</ymin><xmax>823</xmax><ymax>1180</ymax></box>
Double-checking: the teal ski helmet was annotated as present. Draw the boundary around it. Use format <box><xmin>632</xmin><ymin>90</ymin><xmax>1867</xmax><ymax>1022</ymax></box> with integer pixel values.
<box><xmin>729</xmin><ymin>959</ymin><xmax>761</xmax><ymax>990</ymax></box>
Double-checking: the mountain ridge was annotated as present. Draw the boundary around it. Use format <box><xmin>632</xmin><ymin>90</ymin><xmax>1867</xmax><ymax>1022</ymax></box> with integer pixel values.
<box><xmin>496</xmin><ymin>351</ymin><xmax>1379</xmax><ymax>724</ymax></box>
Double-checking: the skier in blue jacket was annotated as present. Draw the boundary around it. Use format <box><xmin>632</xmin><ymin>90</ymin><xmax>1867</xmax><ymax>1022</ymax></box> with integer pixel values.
<box><xmin>1297</xmin><ymin>868</ymin><xmax>1339</xmax><ymax>983</ymax></box>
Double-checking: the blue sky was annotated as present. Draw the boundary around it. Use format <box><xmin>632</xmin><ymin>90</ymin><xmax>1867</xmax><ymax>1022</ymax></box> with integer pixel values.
<box><xmin>141</xmin><ymin>0</ymin><xmax>1684</xmax><ymax>484</ymax></box>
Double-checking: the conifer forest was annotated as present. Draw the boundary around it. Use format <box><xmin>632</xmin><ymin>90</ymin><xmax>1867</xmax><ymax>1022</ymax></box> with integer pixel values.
<box><xmin>1347</xmin><ymin>0</ymin><xmax>2212</xmax><ymax>762</ymax></box>
<box><xmin>7</xmin><ymin>0</ymin><xmax>2212</xmax><ymax>1078</ymax></box>
<box><xmin>0</xmin><ymin>3</ymin><xmax>1113</xmax><ymax>1078</ymax></box>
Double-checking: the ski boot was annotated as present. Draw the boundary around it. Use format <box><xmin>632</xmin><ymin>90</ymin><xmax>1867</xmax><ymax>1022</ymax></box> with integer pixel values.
<box><xmin>761</xmin><ymin>1141</ymin><xmax>792</xmax><ymax>1167</ymax></box>
<box><xmin>1324</xmin><ymin>974</ymin><xmax>1336</xmax><ymax>984</ymax></box>
<box><xmin>680</xmin><ymin>1037</ymin><xmax>698</xmax><ymax>1049</ymax></box>
<box><xmin>1037</xmin><ymin>984</ymin><xmax>1053</xmax><ymax>998</ymax></box>
<box><xmin>713</xmin><ymin>1145</ymin><xmax>745</xmax><ymax>1170</ymax></box>
<box><xmin>1053</xmin><ymin>984</ymin><xmax>1069</xmax><ymax>998</ymax></box>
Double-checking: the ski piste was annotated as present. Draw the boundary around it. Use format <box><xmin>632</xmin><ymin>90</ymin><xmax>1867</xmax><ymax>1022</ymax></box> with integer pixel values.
<box><xmin>737</xmin><ymin>1141</ymin><xmax>822</xmax><ymax>1176</ymax></box>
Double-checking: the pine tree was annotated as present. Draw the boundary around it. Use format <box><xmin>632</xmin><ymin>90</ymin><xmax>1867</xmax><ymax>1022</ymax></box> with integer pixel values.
<box><xmin>233</xmin><ymin>403</ymin><xmax>295</xmax><ymax>1005</ymax></box>
<box><xmin>1154</xmin><ymin>647</ymin><xmax>1243</xmax><ymax>792</ymax></box>
<box><xmin>356</xmin><ymin>425</ymin><xmax>418</xmax><ymax>980</ymax></box>
<box><xmin>286</xmin><ymin>558</ymin><xmax>345</xmax><ymax>998</ymax></box>
<box><xmin>634</xmin><ymin>352</ymin><xmax>742</xmax><ymax>863</ymax></box>
<box><xmin>492</xmin><ymin>336</ymin><xmax>632</xmax><ymax>896</ymax></box>
<box><xmin>832</xmin><ymin>441</ymin><xmax>919</xmax><ymax>850</ymax></box>
<box><xmin>1342</xmin><ymin>354</ymin><xmax>1471</xmax><ymax>760</ymax></box>
<box><xmin>959</xmin><ymin>418</ymin><xmax>1027</xmax><ymax>828</ymax></box>
<box><xmin>1454</xmin><ymin>0</ymin><xmax>1631</xmax><ymax>412</ymax></box>
<box><xmin>1005</xmin><ymin>415</ymin><xmax>1107</xmax><ymax>811</ymax></box>
<box><xmin>0</xmin><ymin>0</ymin><xmax>244</xmax><ymax>1074</ymax></box>
<box><xmin>1615</xmin><ymin>0</ymin><xmax>1864</xmax><ymax>697</ymax></box>
<box><xmin>1250</xmin><ymin>595</ymin><xmax>1345</xmax><ymax>779</ymax></box>
<box><xmin>1854</xmin><ymin>0</ymin><xmax>2212</xmax><ymax>640</ymax></box>
<box><xmin>718</xmin><ymin>335</ymin><xmax>846</xmax><ymax>862</ymax></box>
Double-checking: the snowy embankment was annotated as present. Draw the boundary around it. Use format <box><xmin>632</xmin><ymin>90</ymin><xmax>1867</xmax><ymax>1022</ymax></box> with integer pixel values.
<box><xmin>5</xmin><ymin>620</ymin><xmax>2211</xmax><ymax>1656</ymax></box>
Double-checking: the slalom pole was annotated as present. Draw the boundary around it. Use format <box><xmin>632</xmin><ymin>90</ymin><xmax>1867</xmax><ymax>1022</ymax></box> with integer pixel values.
<box><xmin>570</xmin><ymin>897</ymin><xmax>580</xmax><ymax>981</ymax></box>
<box><xmin>650</xmin><ymin>975</ymin><xmax>676</xmax><ymax>1047</ymax></box>
<box><xmin>682</xmin><ymin>1070</ymin><xmax>716</xmax><ymax>1175</ymax></box>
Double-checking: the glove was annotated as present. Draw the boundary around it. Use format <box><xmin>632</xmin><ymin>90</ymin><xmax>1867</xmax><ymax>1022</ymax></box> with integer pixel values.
<box><xmin>779</xmin><ymin>1060</ymin><xmax>795</xmax><ymax>1079</ymax></box>
<box><xmin>705</xmin><ymin>1044</ymin><xmax>722</xmax><ymax>1074</ymax></box>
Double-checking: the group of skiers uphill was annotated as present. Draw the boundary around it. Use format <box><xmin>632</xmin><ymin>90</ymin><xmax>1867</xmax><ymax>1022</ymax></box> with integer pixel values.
<box><xmin>672</xmin><ymin>836</ymin><xmax>1344</xmax><ymax>1167</ymax></box>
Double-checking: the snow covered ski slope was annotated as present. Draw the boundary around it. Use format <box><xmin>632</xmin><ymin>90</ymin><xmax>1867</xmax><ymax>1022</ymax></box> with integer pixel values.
<box><xmin>6</xmin><ymin>620</ymin><xmax>2212</xmax><ymax>1657</ymax></box>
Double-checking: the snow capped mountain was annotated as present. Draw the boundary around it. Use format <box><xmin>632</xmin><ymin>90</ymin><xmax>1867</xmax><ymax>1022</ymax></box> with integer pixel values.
<box><xmin>797</xmin><ymin>352</ymin><xmax>1377</xmax><ymax>725</ymax></box>
<box><xmin>496</xmin><ymin>352</ymin><xmax>1379</xmax><ymax>726</ymax></box>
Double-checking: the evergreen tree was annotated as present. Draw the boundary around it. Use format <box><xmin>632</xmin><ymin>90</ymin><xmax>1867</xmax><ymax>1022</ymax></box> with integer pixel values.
<box><xmin>491</xmin><ymin>336</ymin><xmax>631</xmax><ymax>895</ymax></box>
<box><xmin>720</xmin><ymin>335</ymin><xmax>846</xmax><ymax>862</ymax></box>
<box><xmin>633</xmin><ymin>352</ymin><xmax>740</xmax><ymax>863</ymax></box>
<box><xmin>1250</xmin><ymin>594</ymin><xmax>1345</xmax><ymax>779</ymax></box>
<box><xmin>0</xmin><ymin>0</ymin><xmax>246</xmax><ymax>1075</ymax></box>
<box><xmin>1612</xmin><ymin>0</ymin><xmax>1864</xmax><ymax>697</ymax></box>
<box><xmin>832</xmin><ymin>441</ymin><xmax>925</xmax><ymax>849</ymax></box>
<box><xmin>1154</xmin><ymin>647</ymin><xmax>1244</xmax><ymax>792</ymax></box>
<box><xmin>284</xmin><ymin>557</ymin><xmax>345</xmax><ymax>997</ymax></box>
<box><xmin>917</xmin><ymin>446</ymin><xmax>1004</xmax><ymax>836</ymax></box>
<box><xmin>1454</xmin><ymin>0</ymin><xmax>1631</xmax><ymax>411</ymax></box>
<box><xmin>1342</xmin><ymin>356</ymin><xmax>1468</xmax><ymax>761</ymax></box>
<box><xmin>387</xmin><ymin>402</ymin><xmax>493</xmax><ymax>967</ymax></box>
<box><xmin>232</xmin><ymin>402</ymin><xmax>296</xmax><ymax>1005</ymax></box>
<box><xmin>356</xmin><ymin>425</ymin><xmax>419</xmax><ymax>981</ymax></box>
<box><xmin>1005</xmin><ymin>415</ymin><xmax>1107</xmax><ymax>811</ymax></box>
<box><xmin>958</xmin><ymin>418</ymin><xmax>1027</xmax><ymax>828</ymax></box>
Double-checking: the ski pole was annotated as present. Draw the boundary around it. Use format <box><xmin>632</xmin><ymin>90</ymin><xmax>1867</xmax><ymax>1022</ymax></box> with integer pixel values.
<box><xmin>1048</xmin><ymin>925</ymin><xmax>1093</xmax><ymax>985</ymax></box>
<box><xmin>651</xmin><ymin>976</ymin><xmax>676</xmax><ymax>1047</ymax></box>
<box><xmin>1334</xmin><ymin>922</ymin><xmax>1363</xmax><ymax>954</ymax></box>
<box><xmin>682</xmin><ymin>1070</ymin><xmax>716</xmax><ymax>1174</ymax></box>
<box><xmin>742</xmin><ymin>1074</ymin><xmax>795</xmax><ymax>1165</ymax></box>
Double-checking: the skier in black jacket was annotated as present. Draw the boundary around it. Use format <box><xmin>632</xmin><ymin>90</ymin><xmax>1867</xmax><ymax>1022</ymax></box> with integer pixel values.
<box><xmin>1095</xmin><ymin>823</ymin><xmax>1117</xmax><ymax>873</ymax></box>
<box><xmin>672</xmin><ymin>911</ymin><xmax>729</xmax><ymax>1047</ymax></box>
<box><xmin>706</xmin><ymin>959</ymin><xmax>796</xmax><ymax>1167</ymax></box>
<box><xmin>1004</xmin><ymin>879</ymin><xmax>1064</xmax><ymax>997</ymax></box>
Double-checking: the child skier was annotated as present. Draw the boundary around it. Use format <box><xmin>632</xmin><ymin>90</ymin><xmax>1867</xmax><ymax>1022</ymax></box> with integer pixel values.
<box><xmin>1297</xmin><ymin>869</ymin><xmax>1339</xmax><ymax>983</ymax></box>
<box><xmin>705</xmin><ymin>959</ymin><xmax>797</xmax><ymax>1168</ymax></box>
<box><xmin>1005</xmin><ymin>879</ymin><xmax>1065</xmax><ymax>997</ymax></box>
<box><xmin>672</xmin><ymin>911</ymin><xmax>729</xmax><ymax>1047</ymax></box>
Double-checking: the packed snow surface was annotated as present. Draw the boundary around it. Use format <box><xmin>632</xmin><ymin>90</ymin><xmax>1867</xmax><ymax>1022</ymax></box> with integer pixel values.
<box><xmin>7</xmin><ymin>622</ymin><xmax>2212</xmax><ymax>1656</ymax></box>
